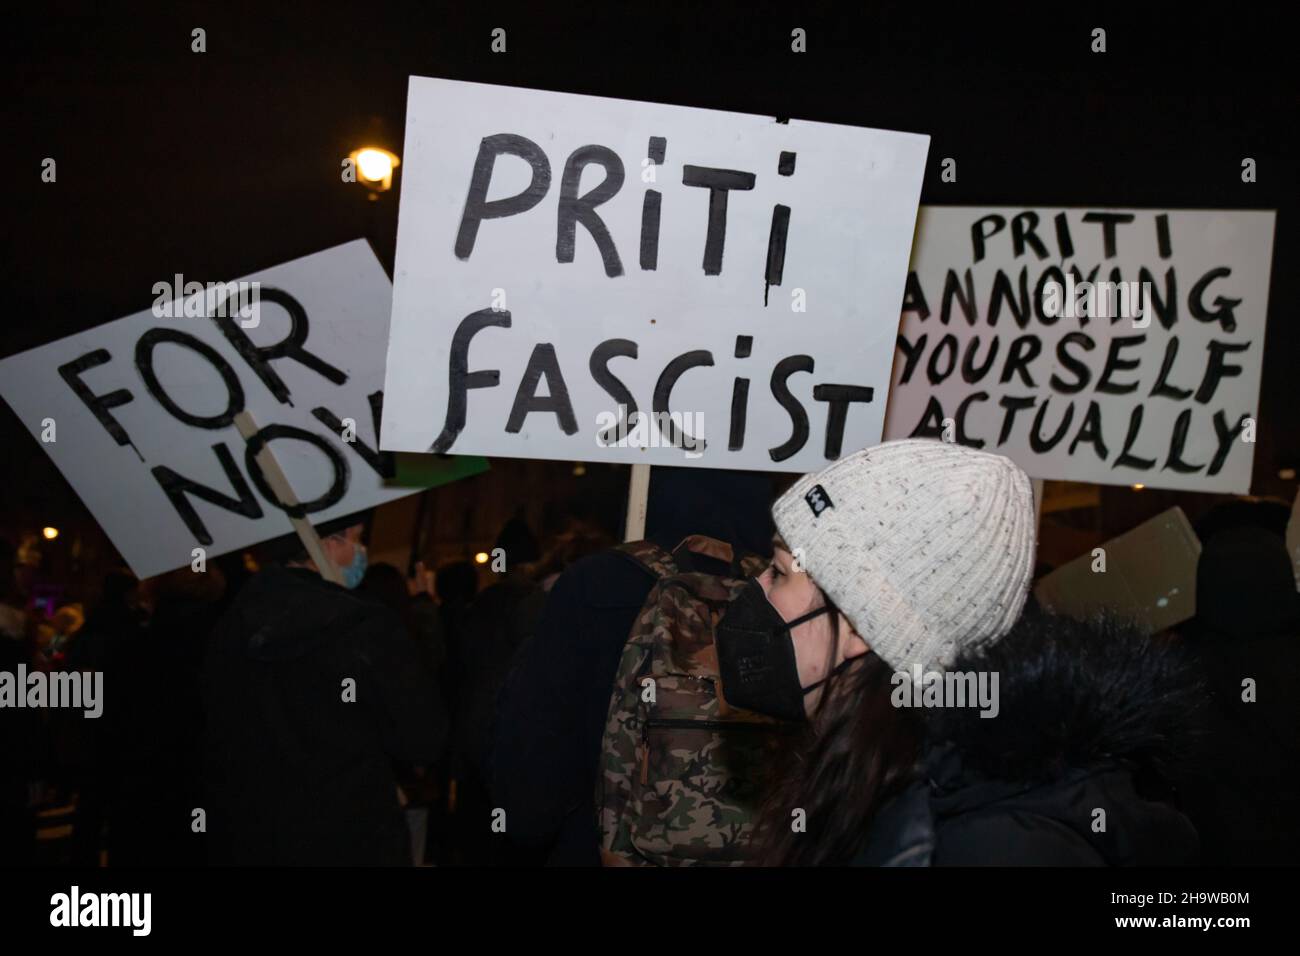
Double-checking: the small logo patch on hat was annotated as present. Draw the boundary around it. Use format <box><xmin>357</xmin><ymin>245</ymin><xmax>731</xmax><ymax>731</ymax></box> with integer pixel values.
<box><xmin>805</xmin><ymin>484</ymin><xmax>833</xmax><ymax>517</ymax></box>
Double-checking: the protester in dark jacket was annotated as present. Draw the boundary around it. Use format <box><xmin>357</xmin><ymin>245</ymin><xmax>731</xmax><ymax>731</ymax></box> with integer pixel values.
<box><xmin>490</xmin><ymin>467</ymin><xmax>777</xmax><ymax>865</ymax></box>
<box><xmin>59</xmin><ymin>569</ymin><xmax>146</xmax><ymax>866</ymax></box>
<box><xmin>105</xmin><ymin>563</ymin><xmax>229</xmax><ymax>866</ymax></box>
<box><xmin>203</xmin><ymin>516</ymin><xmax>446</xmax><ymax>866</ymax></box>
<box><xmin>452</xmin><ymin>517</ymin><xmax>544</xmax><ymax>785</ymax></box>
<box><xmin>361</xmin><ymin>561</ymin><xmax>447</xmax><ymax>681</ymax></box>
<box><xmin>855</xmin><ymin>611</ymin><xmax>1201</xmax><ymax>866</ymax></box>
<box><xmin>1174</xmin><ymin>525</ymin><xmax>1300</xmax><ymax>864</ymax></box>
<box><xmin>0</xmin><ymin>537</ymin><xmax>41</xmax><ymax>865</ymax></box>
<box><xmin>446</xmin><ymin>517</ymin><xmax>547</xmax><ymax>864</ymax></box>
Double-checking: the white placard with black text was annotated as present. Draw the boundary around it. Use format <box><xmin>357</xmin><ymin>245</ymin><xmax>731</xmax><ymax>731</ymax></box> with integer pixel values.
<box><xmin>381</xmin><ymin>77</ymin><xmax>930</xmax><ymax>472</ymax></box>
<box><xmin>883</xmin><ymin>207</ymin><xmax>1275</xmax><ymax>493</ymax></box>
<box><xmin>0</xmin><ymin>240</ymin><xmax>420</xmax><ymax>578</ymax></box>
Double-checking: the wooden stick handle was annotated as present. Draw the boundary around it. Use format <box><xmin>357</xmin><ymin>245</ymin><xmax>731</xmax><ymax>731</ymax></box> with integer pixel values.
<box><xmin>623</xmin><ymin>463</ymin><xmax>651</xmax><ymax>542</ymax></box>
<box><xmin>234</xmin><ymin>411</ymin><xmax>343</xmax><ymax>585</ymax></box>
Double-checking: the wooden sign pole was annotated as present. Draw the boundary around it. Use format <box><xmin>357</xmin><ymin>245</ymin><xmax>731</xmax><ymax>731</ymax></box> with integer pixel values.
<box><xmin>1032</xmin><ymin>478</ymin><xmax>1045</xmax><ymax>535</ymax></box>
<box><xmin>623</xmin><ymin>463</ymin><xmax>652</xmax><ymax>542</ymax></box>
<box><xmin>234</xmin><ymin>410</ymin><xmax>344</xmax><ymax>585</ymax></box>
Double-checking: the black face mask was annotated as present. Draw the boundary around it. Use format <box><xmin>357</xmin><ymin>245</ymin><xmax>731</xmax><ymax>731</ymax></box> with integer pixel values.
<box><xmin>715</xmin><ymin>578</ymin><xmax>837</xmax><ymax>723</ymax></box>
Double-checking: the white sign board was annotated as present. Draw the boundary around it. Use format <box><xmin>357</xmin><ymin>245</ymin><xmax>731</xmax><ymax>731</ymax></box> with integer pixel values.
<box><xmin>0</xmin><ymin>240</ymin><xmax>421</xmax><ymax>578</ymax></box>
<box><xmin>381</xmin><ymin>77</ymin><xmax>930</xmax><ymax>472</ymax></box>
<box><xmin>1035</xmin><ymin>506</ymin><xmax>1201</xmax><ymax>634</ymax></box>
<box><xmin>884</xmin><ymin>207</ymin><xmax>1276</xmax><ymax>493</ymax></box>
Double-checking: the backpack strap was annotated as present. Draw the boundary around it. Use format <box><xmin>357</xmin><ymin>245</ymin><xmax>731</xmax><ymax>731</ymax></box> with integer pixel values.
<box><xmin>614</xmin><ymin>540</ymin><xmax>679</xmax><ymax>581</ymax></box>
<box><xmin>617</xmin><ymin>535</ymin><xmax>771</xmax><ymax>581</ymax></box>
<box><xmin>672</xmin><ymin>535</ymin><xmax>769</xmax><ymax>579</ymax></box>
<box><xmin>671</xmin><ymin>534</ymin><xmax>737</xmax><ymax>572</ymax></box>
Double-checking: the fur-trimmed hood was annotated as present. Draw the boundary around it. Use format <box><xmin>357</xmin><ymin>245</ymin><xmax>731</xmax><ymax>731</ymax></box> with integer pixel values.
<box><xmin>857</xmin><ymin>611</ymin><xmax>1203</xmax><ymax>866</ymax></box>
<box><xmin>926</xmin><ymin>610</ymin><xmax>1203</xmax><ymax>788</ymax></box>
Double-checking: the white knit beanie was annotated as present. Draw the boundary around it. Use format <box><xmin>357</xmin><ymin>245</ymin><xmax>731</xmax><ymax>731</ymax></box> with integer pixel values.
<box><xmin>771</xmin><ymin>438</ymin><xmax>1036</xmax><ymax>675</ymax></box>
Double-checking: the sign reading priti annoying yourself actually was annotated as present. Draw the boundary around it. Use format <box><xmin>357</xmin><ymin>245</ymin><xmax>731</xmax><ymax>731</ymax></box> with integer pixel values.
<box><xmin>381</xmin><ymin>77</ymin><xmax>930</xmax><ymax>472</ymax></box>
<box><xmin>883</xmin><ymin>207</ymin><xmax>1276</xmax><ymax>493</ymax></box>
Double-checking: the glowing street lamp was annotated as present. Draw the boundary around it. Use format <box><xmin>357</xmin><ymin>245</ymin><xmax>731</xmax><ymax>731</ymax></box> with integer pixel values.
<box><xmin>474</xmin><ymin>551</ymin><xmax>490</xmax><ymax>565</ymax></box>
<box><xmin>349</xmin><ymin>146</ymin><xmax>400</xmax><ymax>196</ymax></box>
<box><xmin>42</xmin><ymin>526</ymin><xmax>59</xmax><ymax>540</ymax></box>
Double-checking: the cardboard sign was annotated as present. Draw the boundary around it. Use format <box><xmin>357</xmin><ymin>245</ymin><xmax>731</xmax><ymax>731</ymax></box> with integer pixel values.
<box><xmin>0</xmin><ymin>240</ymin><xmax>467</xmax><ymax>579</ymax></box>
<box><xmin>1035</xmin><ymin>506</ymin><xmax>1201</xmax><ymax>634</ymax></box>
<box><xmin>381</xmin><ymin>77</ymin><xmax>930</xmax><ymax>472</ymax></box>
<box><xmin>884</xmin><ymin>207</ymin><xmax>1276</xmax><ymax>493</ymax></box>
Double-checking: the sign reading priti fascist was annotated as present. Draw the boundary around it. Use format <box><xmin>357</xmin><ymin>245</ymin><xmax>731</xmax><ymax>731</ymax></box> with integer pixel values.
<box><xmin>381</xmin><ymin>77</ymin><xmax>929</xmax><ymax>472</ymax></box>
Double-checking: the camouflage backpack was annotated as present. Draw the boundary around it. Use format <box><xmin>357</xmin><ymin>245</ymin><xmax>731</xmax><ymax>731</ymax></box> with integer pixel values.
<box><xmin>596</xmin><ymin>534</ymin><xmax>792</xmax><ymax>866</ymax></box>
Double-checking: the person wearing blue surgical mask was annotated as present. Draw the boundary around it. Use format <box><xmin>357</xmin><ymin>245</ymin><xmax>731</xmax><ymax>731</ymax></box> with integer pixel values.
<box><xmin>203</xmin><ymin>511</ymin><xmax>446</xmax><ymax>865</ymax></box>
<box><xmin>283</xmin><ymin>522</ymin><xmax>368</xmax><ymax>589</ymax></box>
<box><xmin>323</xmin><ymin>526</ymin><xmax>368</xmax><ymax>590</ymax></box>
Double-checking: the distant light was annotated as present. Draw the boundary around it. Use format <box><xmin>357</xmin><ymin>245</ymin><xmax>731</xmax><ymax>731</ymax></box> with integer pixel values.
<box><xmin>356</xmin><ymin>148</ymin><xmax>393</xmax><ymax>181</ymax></box>
<box><xmin>350</xmin><ymin>146</ymin><xmax>400</xmax><ymax>192</ymax></box>
<box><xmin>1280</xmin><ymin>468</ymin><xmax>1297</xmax><ymax>481</ymax></box>
<box><xmin>1132</xmin><ymin>483</ymin><xmax>1145</xmax><ymax>491</ymax></box>
<box><xmin>42</xmin><ymin>527</ymin><xmax>59</xmax><ymax>540</ymax></box>
<box><xmin>573</xmin><ymin>462</ymin><xmax>586</xmax><ymax>477</ymax></box>
<box><xmin>474</xmin><ymin>551</ymin><xmax>490</xmax><ymax>565</ymax></box>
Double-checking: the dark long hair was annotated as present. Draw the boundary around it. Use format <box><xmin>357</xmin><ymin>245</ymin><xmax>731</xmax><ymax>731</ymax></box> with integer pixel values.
<box><xmin>756</xmin><ymin>608</ymin><xmax>923</xmax><ymax>866</ymax></box>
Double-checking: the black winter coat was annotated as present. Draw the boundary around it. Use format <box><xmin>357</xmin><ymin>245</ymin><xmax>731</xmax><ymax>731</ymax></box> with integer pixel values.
<box><xmin>488</xmin><ymin>548</ymin><xmax>659</xmax><ymax>865</ymax></box>
<box><xmin>202</xmin><ymin>566</ymin><xmax>446</xmax><ymax>866</ymax></box>
<box><xmin>1174</xmin><ymin>526</ymin><xmax>1300</xmax><ymax>865</ymax></box>
<box><xmin>857</xmin><ymin>612</ymin><xmax>1202</xmax><ymax>866</ymax></box>
<box><xmin>453</xmin><ymin>569</ymin><xmax>547</xmax><ymax>780</ymax></box>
